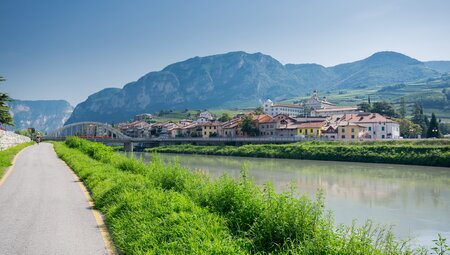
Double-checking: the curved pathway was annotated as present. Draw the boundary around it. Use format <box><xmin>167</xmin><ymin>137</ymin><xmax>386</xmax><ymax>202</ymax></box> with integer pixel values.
<box><xmin>0</xmin><ymin>143</ymin><xmax>108</xmax><ymax>255</ymax></box>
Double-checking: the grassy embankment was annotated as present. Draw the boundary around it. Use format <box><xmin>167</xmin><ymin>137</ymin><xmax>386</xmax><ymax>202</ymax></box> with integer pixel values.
<box><xmin>53</xmin><ymin>137</ymin><xmax>448</xmax><ymax>254</ymax></box>
<box><xmin>0</xmin><ymin>142</ymin><xmax>34</xmax><ymax>177</ymax></box>
<box><xmin>148</xmin><ymin>140</ymin><xmax>450</xmax><ymax>167</ymax></box>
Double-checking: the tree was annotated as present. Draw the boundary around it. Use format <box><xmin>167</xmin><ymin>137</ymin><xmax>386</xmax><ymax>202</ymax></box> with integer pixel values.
<box><xmin>368</xmin><ymin>95</ymin><xmax>371</xmax><ymax>105</ymax></box>
<box><xmin>411</xmin><ymin>102</ymin><xmax>428</xmax><ymax>138</ymax></box>
<box><xmin>240</xmin><ymin>116</ymin><xmax>259</xmax><ymax>136</ymax></box>
<box><xmin>399</xmin><ymin>97</ymin><xmax>406</xmax><ymax>118</ymax></box>
<box><xmin>0</xmin><ymin>76</ymin><xmax>14</xmax><ymax>126</ymax></box>
<box><xmin>357</xmin><ymin>102</ymin><xmax>371</xmax><ymax>112</ymax></box>
<box><xmin>254</xmin><ymin>107</ymin><xmax>264</xmax><ymax>115</ymax></box>
<box><xmin>371</xmin><ymin>101</ymin><xmax>397</xmax><ymax>117</ymax></box>
<box><xmin>394</xmin><ymin>118</ymin><xmax>422</xmax><ymax>138</ymax></box>
<box><xmin>426</xmin><ymin>113</ymin><xmax>441</xmax><ymax>138</ymax></box>
<box><xmin>218</xmin><ymin>113</ymin><xmax>232</xmax><ymax>122</ymax></box>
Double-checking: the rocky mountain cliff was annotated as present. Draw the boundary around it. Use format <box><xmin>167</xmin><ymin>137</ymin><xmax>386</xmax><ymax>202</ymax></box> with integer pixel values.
<box><xmin>8</xmin><ymin>100</ymin><xmax>73</xmax><ymax>133</ymax></box>
<box><xmin>67</xmin><ymin>51</ymin><xmax>445</xmax><ymax>124</ymax></box>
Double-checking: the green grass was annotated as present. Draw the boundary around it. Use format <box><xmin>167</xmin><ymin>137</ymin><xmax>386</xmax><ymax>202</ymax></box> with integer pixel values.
<box><xmin>52</xmin><ymin>137</ymin><xmax>449</xmax><ymax>254</ymax></box>
<box><xmin>149</xmin><ymin>140</ymin><xmax>450</xmax><ymax>167</ymax></box>
<box><xmin>0</xmin><ymin>142</ymin><xmax>34</xmax><ymax>177</ymax></box>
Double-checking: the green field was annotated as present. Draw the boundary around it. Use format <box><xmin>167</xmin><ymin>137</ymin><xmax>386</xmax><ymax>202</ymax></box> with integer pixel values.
<box><xmin>53</xmin><ymin>137</ymin><xmax>448</xmax><ymax>254</ymax></box>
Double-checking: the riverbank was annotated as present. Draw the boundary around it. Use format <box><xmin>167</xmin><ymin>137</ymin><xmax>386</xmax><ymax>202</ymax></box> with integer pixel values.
<box><xmin>0</xmin><ymin>142</ymin><xmax>34</xmax><ymax>177</ymax></box>
<box><xmin>53</xmin><ymin>137</ymin><xmax>446</xmax><ymax>254</ymax></box>
<box><xmin>148</xmin><ymin>140</ymin><xmax>450</xmax><ymax>167</ymax></box>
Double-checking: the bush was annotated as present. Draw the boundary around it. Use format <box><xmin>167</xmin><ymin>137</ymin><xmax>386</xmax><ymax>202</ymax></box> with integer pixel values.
<box><xmin>148</xmin><ymin>141</ymin><xmax>450</xmax><ymax>167</ymax></box>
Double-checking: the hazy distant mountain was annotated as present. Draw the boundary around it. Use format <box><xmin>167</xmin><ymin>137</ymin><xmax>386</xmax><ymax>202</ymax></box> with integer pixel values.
<box><xmin>8</xmin><ymin>100</ymin><xmax>73</xmax><ymax>133</ymax></box>
<box><xmin>424</xmin><ymin>61</ymin><xmax>450</xmax><ymax>73</ymax></box>
<box><xmin>67</xmin><ymin>51</ymin><xmax>447</xmax><ymax>124</ymax></box>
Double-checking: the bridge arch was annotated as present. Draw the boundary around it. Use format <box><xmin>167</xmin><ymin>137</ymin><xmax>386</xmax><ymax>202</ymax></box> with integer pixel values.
<box><xmin>48</xmin><ymin>122</ymin><xmax>130</xmax><ymax>139</ymax></box>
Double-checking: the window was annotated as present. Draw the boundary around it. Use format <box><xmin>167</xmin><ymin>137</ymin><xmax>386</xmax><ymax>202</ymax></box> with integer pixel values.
<box><xmin>204</xmin><ymin>132</ymin><xmax>206</xmax><ymax>135</ymax></box>
<box><xmin>341</xmin><ymin>135</ymin><xmax>346</xmax><ymax>139</ymax></box>
<box><xmin>351</xmin><ymin>135</ymin><xmax>355</xmax><ymax>139</ymax></box>
<box><xmin>382</xmin><ymin>126</ymin><xmax>385</xmax><ymax>131</ymax></box>
<box><xmin>382</xmin><ymin>135</ymin><xmax>385</xmax><ymax>139</ymax></box>
<box><xmin>351</xmin><ymin>128</ymin><xmax>355</xmax><ymax>133</ymax></box>
<box><xmin>368</xmin><ymin>126</ymin><xmax>372</xmax><ymax>131</ymax></box>
<box><xmin>341</xmin><ymin>128</ymin><xmax>345</xmax><ymax>133</ymax></box>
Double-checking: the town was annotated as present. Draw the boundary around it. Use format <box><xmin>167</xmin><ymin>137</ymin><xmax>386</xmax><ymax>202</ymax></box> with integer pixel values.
<box><xmin>116</xmin><ymin>91</ymin><xmax>400</xmax><ymax>140</ymax></box>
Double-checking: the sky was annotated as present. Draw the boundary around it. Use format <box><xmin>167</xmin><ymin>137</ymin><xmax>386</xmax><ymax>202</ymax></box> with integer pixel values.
<box><xmin>1</xmin><ymin>0</ymin><xmax>450</xmax><ymax>106</ymax></box>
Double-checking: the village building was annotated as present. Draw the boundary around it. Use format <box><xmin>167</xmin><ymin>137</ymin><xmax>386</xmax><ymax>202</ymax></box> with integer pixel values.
<box><xmin>133</xmin><ymin>113</ymin><xmax>153</xmax><ymax>122</ymax></box>
<box><xmin>118</xmin><ymin>121</ymin><xmax>152</xmax><ymax>138</ymax></box>
<box><xmin>336</xmin><ymin>122</ymin><xmax>368</xmax><ymax>140</ymax></box>
<box><xmin>197</xmin><ymin>121</ymin><xmax>221</xmax><ymax>138</ymax></box>
<box><xmin>305</xmin><ymin>90</ymin><xmax>336</xmax><ymax>110</ymax></box>
<box><xmin>322</xmin><ymin>126</ymin><xmax>338</xmax><ymax>140</ymax></box>
<box><xmin>196</xmin><ymin>111</ymin><xmax>215</xmax><ymax>123</ymax></box>
<box><xmin>329</xmin><ymin>113</ymin><xmax>400</xmax><ymax>140</ymax></box>
<box><xmin>220</xmin><ymin>118</ymin><xmax>243</xmax><ymax>137</ymax></box>
<box><xmin>263</xmin><ymin>99</ymin><xmax>305</xmax><ymax>117</ymax></box>
<box><xmin>297</xmin><ymin>121</ymin><xmax>326</xmax><ymax>138</ymax></box>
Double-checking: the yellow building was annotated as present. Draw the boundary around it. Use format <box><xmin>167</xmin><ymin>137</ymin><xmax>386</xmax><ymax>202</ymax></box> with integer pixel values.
<box><xmin>297</xmin><ymin>121</ymin><xmax>325</xmax><ymax>138</ymax></box>
<box><xmin>199</xmin><ymin>122</ymin><xmax>221</xmax><ymax>138</ymax></box>
<box><xmin>337</xmin><ymin>122</ymin><xmax>367</xmax><ymax>140</ymax></box>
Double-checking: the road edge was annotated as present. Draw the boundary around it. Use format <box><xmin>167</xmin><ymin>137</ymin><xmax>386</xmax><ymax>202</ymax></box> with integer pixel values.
<box><xmin>0</xmin><ymin>145</ymin><xmax>29</xmax><ymax>187</ymax></box>
<box><xmin>49</xmin><ymin>143</ymin><xmax>119</xmax><ymax>255</ymax></box>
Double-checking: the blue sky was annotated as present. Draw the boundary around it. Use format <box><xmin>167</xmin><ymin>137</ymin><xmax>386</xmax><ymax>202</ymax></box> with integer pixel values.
<box><xmin>1</xmin><ymin>0</ymin><xmax>450</xmax><ymax>105</ymax></box>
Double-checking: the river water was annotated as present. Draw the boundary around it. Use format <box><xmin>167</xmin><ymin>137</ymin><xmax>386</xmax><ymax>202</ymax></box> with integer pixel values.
<box><xmin>123</xmin><ymin>152</ymin><xmax>450</xmax><ymax>246</ymax></box>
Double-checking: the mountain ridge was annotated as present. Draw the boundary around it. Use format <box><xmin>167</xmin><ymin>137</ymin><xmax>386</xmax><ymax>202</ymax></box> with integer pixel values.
<box><xmin>66</xmin><ymin>51</ymin><xmax>448</xmax><ymax>124</ymax></box>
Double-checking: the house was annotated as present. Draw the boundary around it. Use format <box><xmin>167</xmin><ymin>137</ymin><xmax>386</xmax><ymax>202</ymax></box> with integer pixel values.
<box><xmin>118</xmin><ymin>121</ymin><xmax>152</xmax><ymax>138</ymax></box>
<box><xmin>220</xmin><ymin>118</ymin><xmax>243</xmax><ymax>137</ymax></box>
<box><xmin>322</xmin><ymin>126</ymin><xmax>338</xmax><ymax>140</ymax></box>
<box><xmin>180</xmin><ymin>123</ymin><xmax>201</xmax><ymax>137</ymax></box>
<box><xmin>304</xmin><ymin>90</ymin><xmax>336</xmax><ymax>110</ymax></box>
<box><xmin>197</xmin><ymin>121</ymin><xmax>221</xmax><ymax>138</ymax></box>
<box><xmin>337</xmin><ymin>122</ymin><xmax>368</xmax><ymax>140</ymax></box>
<box><xmin>257</xmin><ymin>116</ymin><xmax>276</xmax><ymax>136</ymax></box>
<box><xmin>196</xmin><ymin>111</ymin><xmax>214</xmax><ymax>123</ymax></box>
<box><xmin>297</xmin><ymin>121</ymin><xmax>326</xmax><ymax>138</ymax></box>
<box><xmin>329</xmin><ymin>113</ymin><xmax>400</xmax><ymax>140</ymax></box>
<box><xmin>263</xmin><ymin>99</ymin><xmax>305</xmax><ymax>117</ymax></box>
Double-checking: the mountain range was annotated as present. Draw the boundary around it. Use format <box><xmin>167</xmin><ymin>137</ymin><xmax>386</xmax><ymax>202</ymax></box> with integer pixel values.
<box><xmin>66</xmin><ymin>51</ymin><xmax>450</xmax><ymax>124</ymax></box>
<box><xmin>7</xmin><ymin>100</ymin><xmax>73</xmax><ymax>133</ymax></box>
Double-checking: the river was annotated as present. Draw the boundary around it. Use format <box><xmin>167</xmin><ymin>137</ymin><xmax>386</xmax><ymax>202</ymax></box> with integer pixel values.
<box><xmin>122</xmin><ymin>152</ymin><xmax>450</xmax><ymax>246</ymax></box>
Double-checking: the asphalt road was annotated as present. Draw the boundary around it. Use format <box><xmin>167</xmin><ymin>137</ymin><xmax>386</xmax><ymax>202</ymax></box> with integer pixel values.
<box><xmin>0</xmin><ymin>143</ymin><xmax>108</xmax><ymax>255</ymax></box>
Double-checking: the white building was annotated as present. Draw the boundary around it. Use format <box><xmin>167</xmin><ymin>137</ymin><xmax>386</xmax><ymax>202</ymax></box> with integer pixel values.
<box><xmin>263</xmin><ymin>99</ymin><xmax>305</xmax><ymax>117</ymax></box>
<box><xmin>305</xmin><ymin>90</ymin><xmax>336</xmax><ymax>110</ymax></box>
<box><xmin>196</xmin><ymin>111</ymin><xmax>214</xmax><ymax>123</ymax></box>
<box><xmin>329</xmin><ymin>113</ymin><xmax>400</xmax><ymax>140</ymax></box>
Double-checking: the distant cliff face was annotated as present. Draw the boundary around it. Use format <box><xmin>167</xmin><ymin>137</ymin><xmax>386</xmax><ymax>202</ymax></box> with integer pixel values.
<box><xmin>67</xmin><ymin>51</ymin><xmax>444</xmax><ymax>124</ymax></box>
<box><xmin>66</xmin><ymin>52</ymin><xmax>303</xmax><ymax>124</ymax></box>
<box><xmin>8</xmin><ymin>100</ymin><xmax>73</xmax><ymax>133</ymax></box>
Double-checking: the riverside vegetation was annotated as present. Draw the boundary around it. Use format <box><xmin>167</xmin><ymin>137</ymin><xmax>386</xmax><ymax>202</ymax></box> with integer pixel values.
<box><xmin>149</xmin><ymin>140</ymin><xmax>450</xmax><ymax>167</ymax></box>
<box><xmin>53</xmin><ymin>137</ymin><xmax>449</xmax><ymax>254</ymax></box>
<box><xmin>0</xmin><ymin>142</ymin><xmax>33</xmax><ymax>177</ymax></box>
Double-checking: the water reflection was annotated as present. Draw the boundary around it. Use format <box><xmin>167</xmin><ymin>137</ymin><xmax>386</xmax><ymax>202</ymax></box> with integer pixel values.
<box><xmin>123</xmin><ymin>152</ymin><xmax>450</xmax><ymax>245</ymax></box>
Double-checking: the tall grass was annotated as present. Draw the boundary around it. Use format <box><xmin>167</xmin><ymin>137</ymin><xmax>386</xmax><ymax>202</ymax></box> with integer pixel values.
<box><xmin>54</xmin><ymin>137</ymin><xmax>448</xmax><ymax>254</ymax></box>
<box><xmin>0</xmin><ymin>142</ymin><xmax>34</xmax><ymax>177</ymax></box>
<box><xmin>148</xmin><ymin>141</ymin><xmax>450</xmax><ymax>167</ymax></box>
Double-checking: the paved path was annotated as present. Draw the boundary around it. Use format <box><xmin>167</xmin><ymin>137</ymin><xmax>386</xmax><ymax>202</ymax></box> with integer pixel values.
<box><xmin>0</xmin><ymin>143</ymin><xmax>108</xmax><ymax>255</ymax></box>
